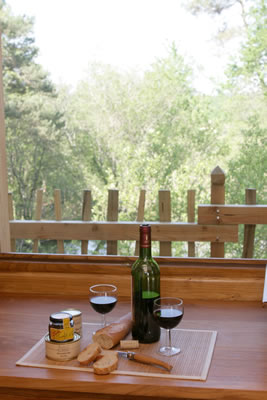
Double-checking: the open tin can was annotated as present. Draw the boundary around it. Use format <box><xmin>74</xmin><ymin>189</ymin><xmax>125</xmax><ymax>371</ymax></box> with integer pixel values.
<box><xmin>45</xmin><ymin>332</ymin><xmax>81</xmax><ymax>361</ymax></box>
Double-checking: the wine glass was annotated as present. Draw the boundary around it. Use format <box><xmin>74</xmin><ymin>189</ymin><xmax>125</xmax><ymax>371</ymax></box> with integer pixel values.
<box><xmin>89</xmin><ymin>284</ymin><xmax>117</xmax><ymax>327</ymax></box>
<box><xmin>153</xmin><ymin>297</ymin><xmax>184</xmax><ymax>356</ymax></box>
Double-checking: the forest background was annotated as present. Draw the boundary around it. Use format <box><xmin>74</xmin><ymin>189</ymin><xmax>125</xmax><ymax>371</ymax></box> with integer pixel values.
<box><xmin>0</xmin><ymin>0</ymin><xmax>266</xmax><ymax>258</ymax></box>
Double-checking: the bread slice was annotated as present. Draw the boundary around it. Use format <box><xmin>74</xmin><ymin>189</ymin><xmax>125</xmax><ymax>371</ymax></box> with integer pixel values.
<box><xmin>93</xmin><ymin>350</ymin><xmax>118</xmax><ymax>375</ymax></box>
<box><xmin>77</xmin><ymin>342</ymin><xmax>101</xmax><ymax>365</ymax></box>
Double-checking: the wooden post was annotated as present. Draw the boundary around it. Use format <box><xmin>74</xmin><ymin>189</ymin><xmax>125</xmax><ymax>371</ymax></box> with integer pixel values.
<box><xmin>210</xmin><ymin>166</ymin><xmax>225</xmax><ymax>258</ymax></box>
<box><xmin>242</xmin><ymin>188</ymin><xmax>256</xmax><ymax>258</ymax></box>
<box><xmin>81</xmin><ymin>190</ymin><xmax>92</xmax><ymax>254</ymax></box>
<box><xmin>159</xmin><ymin>190</ymin><xmax>171</xmax><ymax>256</ymax></box>
<box><xmin>8</xmin><ymin>193</ymin><xmax>16</xmax><ymax>252</ymax></box>
<box><xmin>54</xmin><ymin>189</ymin><xmax>64</xmax><ymax>254</ymax></box>
<box><xmin>107</xmin><ymin>189</ymin><xmax>119</xmax><ymax>255</ymax></box>
<box><xmin>187</xmin><ymin>189</ymin><xmax>196</xmax><ymax>257</ymax></box>
<box><xmin>0</xmin><ymin>34</ymin><xmax>11</xmax><ymax>252</ymax></box>
<box><xmin>134</xmin><ymin>189</ymin><xmax>146</xmax><ymax>256</ymax></box>
<box><xmin>32</xmin><ymin>189</ymin><xmax>43</xmax><ymax>253</ymax></box>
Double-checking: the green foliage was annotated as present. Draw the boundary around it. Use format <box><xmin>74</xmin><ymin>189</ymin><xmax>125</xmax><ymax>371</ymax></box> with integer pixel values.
<box><xmin>225</xmin><ymin>116</ymin><xmax>267</xmax><ymax>257</ymax></box>
<box><xmin>227</xmin><ymin>116</ymin><xmax>267</xmax><ymax>202</ymax></box>
<box><xmin>1</xmin><ymin>2</ymin><xmax>86</xmax><ymax>222</ymax></box>
<box><xmin>64</xmin><ymin>46</ymin><xmax>228</xmax><ymax>231</ymax></box>
<box><xmin>226</xmin><ymin>0</ymin><xmax>267</xmax><ymax>95</ymax></box>
<box><xmin>1</xmin><ymin>1</ymin><xmax>266</xmax><ymax>258</ymax></box>
<box><xmin>189</xmin><ymin>0</ymin><xmax>267</xmax><ymax>97</ymax></box>
<box><xmin>182</xmin><ymin>0</ymin><xmax>238</xmax><ymax>16</ymax></box>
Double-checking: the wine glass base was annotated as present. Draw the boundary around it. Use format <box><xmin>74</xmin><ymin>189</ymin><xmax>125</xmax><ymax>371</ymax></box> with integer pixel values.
<box><xmin>158</xmin><ymin>346</ymin><xmax>181</xmax><ymax>357</ymax></box>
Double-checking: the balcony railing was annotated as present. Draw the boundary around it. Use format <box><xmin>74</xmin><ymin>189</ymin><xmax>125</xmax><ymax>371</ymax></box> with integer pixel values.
<box><xmin>5</xmin><ymin>166</ymin><xmax>267</xmax><ymax>258</ymax></box>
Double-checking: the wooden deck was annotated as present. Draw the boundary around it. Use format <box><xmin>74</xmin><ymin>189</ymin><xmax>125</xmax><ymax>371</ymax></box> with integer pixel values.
<box><xmin>0</xmin><ymin>254</ymin><xmax>267</xmax><ymax>399</ymax></box>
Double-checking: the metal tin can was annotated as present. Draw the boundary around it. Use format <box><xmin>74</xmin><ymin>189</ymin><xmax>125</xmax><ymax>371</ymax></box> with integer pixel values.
<box><xmin>49</xmin><ymin>312</ymin><xmax>74</xmax><ymax>343</ymax></box>
<box><xmin>60</xmin><ymin>308</ymin><xmax>82</xmax><ymax>337</ymax></box>
<box><xmin>45</xmin><ymin>333</ymin><xmax>81</xmax><ymax>361</ymax></box>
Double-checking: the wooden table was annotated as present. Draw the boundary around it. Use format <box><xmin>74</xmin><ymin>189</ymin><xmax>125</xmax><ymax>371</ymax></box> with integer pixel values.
<box><xmin>0</xmin><ymin>253</ymin><xmax>267</xmax><ymax>400</ymax></box>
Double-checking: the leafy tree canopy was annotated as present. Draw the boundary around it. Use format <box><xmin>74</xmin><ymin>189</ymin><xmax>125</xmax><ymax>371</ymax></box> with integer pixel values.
<box><xmin>226</xmin><ymin>0</ymin><xmax>267</xmax><ymax>95</ymax></box>
<box><xmin>1</xmin><ymin>0</ymin><xmax>266</xmax><ymax>257</ymax></box>
<box><xmin>1</xmin><ymin>0</ymin><xmax>85</xmax><ymax>221</ymax></box>
<box><xmin>183</xmin><ymin>0</ymin><xmax>267</xmax><ymax>95</ymax></box>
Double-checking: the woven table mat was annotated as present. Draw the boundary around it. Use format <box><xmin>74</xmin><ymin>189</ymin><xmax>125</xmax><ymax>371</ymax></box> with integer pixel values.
<box><xmin>17</xmin><ymin>323</ymin><xmax>217</xmax><ymax>380</ymax></box>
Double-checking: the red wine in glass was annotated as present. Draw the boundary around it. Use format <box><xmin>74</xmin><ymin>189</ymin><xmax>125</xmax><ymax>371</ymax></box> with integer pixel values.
<box><xmin>153</xmin><ymin>297</ymin><xmax>184</xmax><ymax>356</ymax></box>
<box><xmin>90</xmin><ymin>295</ymin><xmax>117</xmax><ymax>314</ymax></box>
<box><xmin>154</xmin><ymin>308</ymin><xmax>183</xmax><ymax>330</ymax></box>
<box><xmin>89</xmin><ymin>284</ymin><xmax>117</xmax><ymax>327</ymax></box>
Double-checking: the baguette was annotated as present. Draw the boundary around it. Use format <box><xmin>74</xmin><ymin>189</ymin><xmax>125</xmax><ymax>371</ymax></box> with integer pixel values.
<box><xmin>77</xmin><ymin>342</ymin><xmax>101</xmax><ymax>365</ymax></box>
<box><xmin>92</xmin><ymin>312</ymin><xmax>132</xmax><ymax>349</ymax></box>
<box><xmin>93</xmin><ymin>350</ymin><xmax>118</xmax><ymax>375</ymax></box>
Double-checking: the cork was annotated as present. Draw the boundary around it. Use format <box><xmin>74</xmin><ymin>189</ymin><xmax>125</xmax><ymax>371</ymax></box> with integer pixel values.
<box><xmin>120</xmin><ymin>340</ymin><xmax>139</xmax><ymax>349</ymax></box>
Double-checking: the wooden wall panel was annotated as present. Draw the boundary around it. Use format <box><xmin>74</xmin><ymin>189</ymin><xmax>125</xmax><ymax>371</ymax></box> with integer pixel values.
<box><xmin>0</xmin><ymin>254</ymin><xmax>265</xmax><ymax>301</ymax></box>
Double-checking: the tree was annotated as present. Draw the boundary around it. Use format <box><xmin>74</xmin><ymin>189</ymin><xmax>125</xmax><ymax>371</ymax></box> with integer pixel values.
<box><xmin>2</xmin><ymin>1</ymin><xmax>266</xmax><ymax>258</ymax></box>
<box><xmin>65</xmin><ymin>46</ymin><xmax>228</xmax><ymax>234</ymax></box>
<box><xmin>0</xmin><ymin>1</ymin><xmax>85</xmax><ymax>222</ymax></box>
<box><xmin>182</xmin><ymin>0</ymin><xmax>250</xmax><ymax>28</ymax></box>
<box><xmin>226</xmin><ymin>116</ymin><xmax>267</xmax><ymax>258</ymax></box>
<box><xmin>226</xmin><ymin>0</ymin><xmax>267</xmax><ymax>95</ymax></box>
<box><xmin>183</xmin><ymin>0</ymin><xmax>267</xmax><ymax>96</ymax></box>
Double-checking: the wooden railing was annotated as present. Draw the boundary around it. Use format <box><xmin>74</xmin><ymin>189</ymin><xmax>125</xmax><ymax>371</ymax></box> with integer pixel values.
<box><xmin>7</xmin><ymin>166</ymin><xmax>267</xmax><ymax>258</ymax></box>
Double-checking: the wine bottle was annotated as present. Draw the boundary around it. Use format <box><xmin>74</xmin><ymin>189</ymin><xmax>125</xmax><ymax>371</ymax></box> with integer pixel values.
<box><xmin>131</xmin><ymin>224</ymin><xmax>160</xmax><ymax>343</ymax></box>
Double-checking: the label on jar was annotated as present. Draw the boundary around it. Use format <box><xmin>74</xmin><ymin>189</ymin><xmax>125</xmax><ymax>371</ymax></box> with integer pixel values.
<box><xmin>61</xmin><ymin>309</ymin><xmax>82</xmax><ymax>336</ymax></box>
<box><xmin>50</xmin><ymin>326</ymin><xmax>74</xmax><ymax>342</ymax></box>
<box><xmin>63</xmin><ymin>317</ymin><xmax>71</xmax><ymax>329</ymax></box>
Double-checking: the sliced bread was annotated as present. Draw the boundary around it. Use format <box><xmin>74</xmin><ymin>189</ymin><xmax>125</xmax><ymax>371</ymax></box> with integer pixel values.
<box><xmin>93</xmin><ymin>350</ymin><xmax>118</xmax><ymax>375</ymax></box>
<box><xmin>77</xmin><ymin>342</ymin><xmax>101</xmax><ymax>365</ymax></box>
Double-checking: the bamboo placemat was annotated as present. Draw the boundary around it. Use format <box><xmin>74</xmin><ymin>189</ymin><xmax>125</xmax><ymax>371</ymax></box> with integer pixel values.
<box><xmin>16</xmin><ymin>323</ymin><xmax>217</xmax><ymax>381</ymax></box>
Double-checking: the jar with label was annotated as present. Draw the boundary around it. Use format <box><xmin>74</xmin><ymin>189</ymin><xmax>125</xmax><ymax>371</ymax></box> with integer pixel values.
<box><xmin>60</xmin><ymin>308</ymin><xmax>82</xmax><ymax>337</ymax></box>
<box><xmin>49</xmin><ymin>312</ymin><xmax>74</xmax><ymax>343</ymax></box>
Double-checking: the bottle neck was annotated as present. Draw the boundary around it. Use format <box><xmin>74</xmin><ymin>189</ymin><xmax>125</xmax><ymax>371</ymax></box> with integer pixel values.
<box><xmin>139</xmin><ymin>224</ymin><xmax>152</xmax><ymax>259</ymax></box>
<box><xmin>139</xmin><ymin>246</ymin><xmax>152</xmax><ymax>259</ymax></box>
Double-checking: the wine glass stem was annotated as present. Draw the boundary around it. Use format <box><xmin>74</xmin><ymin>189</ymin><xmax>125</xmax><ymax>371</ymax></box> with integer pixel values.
<box><xmin>166</xmin><ymin>329</ymin><xmax>171</xmax><ymax>349</ymax></box>
<box><xmin>102</xmin><ymin>314</ymin><xmax>106</xmax><ymax>327</ymax></box>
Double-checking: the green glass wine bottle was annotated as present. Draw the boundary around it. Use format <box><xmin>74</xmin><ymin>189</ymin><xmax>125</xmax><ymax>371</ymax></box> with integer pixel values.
<box><xmin>131</xmin><ymin>224</ymin><xmax>160</xmax><ymax>343</ymax></box>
